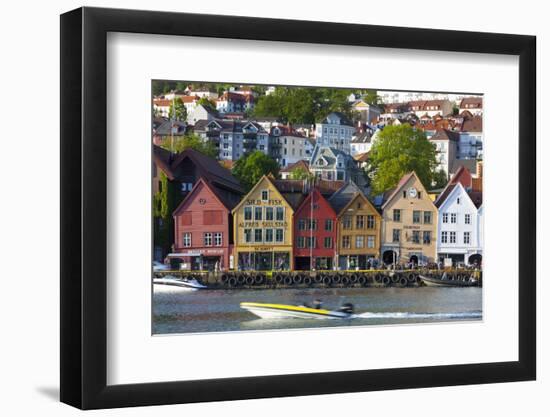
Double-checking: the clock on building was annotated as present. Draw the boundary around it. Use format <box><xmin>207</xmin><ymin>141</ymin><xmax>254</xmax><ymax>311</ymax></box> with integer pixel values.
<box><xmin>408</xmin><ymin>187</ymin><xmax>418</xmax><ymax>198</ymax></box>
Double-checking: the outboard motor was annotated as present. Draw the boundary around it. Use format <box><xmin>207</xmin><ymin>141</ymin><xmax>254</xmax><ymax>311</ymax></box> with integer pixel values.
<box><xmin>338</xmin><ymin>302</ymin><xmax>354</xmax><ymax>315</ymax></box>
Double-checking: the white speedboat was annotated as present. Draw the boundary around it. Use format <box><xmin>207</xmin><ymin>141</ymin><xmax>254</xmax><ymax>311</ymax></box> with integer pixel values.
<box><xmin>153</xmin><ymin>275</ymin><xmax>207</xmax><ymax>291</ymax></box>
<box><xmin>240</xmin><ymin>302</ymin><xmax>354</xmax><ymax>319</ymax></box>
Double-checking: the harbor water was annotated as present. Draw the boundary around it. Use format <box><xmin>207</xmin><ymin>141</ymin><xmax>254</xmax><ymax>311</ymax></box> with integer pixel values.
<box><xmin>153</xmin><ymin>286</ymin><xmax>482</xmax><ymax>334</ymax></box>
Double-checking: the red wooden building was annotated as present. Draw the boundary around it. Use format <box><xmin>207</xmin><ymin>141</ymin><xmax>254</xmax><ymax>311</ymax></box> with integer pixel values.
<box><xmin>293</xmin><ymin>188</ymin><xmax>338</xmax><ymax>270</ymax></box>
<box><xmin>171</xmin><ymin>177</ymin><xmax>241</xmax><ymax>271</ymax></box>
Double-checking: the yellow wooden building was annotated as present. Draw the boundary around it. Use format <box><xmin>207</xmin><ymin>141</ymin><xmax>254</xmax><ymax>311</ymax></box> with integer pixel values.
<box><xmin>232</xmin><ymin>175</ymin><xmax>294</xmax><ymax>271</ymax></box>
<box><xmin>329</xmin><ymin>181</ymin><xmax>382</xmax><ymax>269</ymax></box>
<box><xmin>380</xmin><ymin>171</ymin><xmax>438</xmax><ymax>265</ymax></box>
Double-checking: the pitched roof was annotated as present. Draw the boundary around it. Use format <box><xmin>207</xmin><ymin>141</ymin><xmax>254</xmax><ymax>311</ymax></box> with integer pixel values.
<box><xmin>353</xmin><ymin>152</ymin><xmax>370</xmax><ymax>163</ymax></box>
<box><xmin>172</xmin><ymin>177</ymin><xmax>241</xmax><ymax>217</ymax></box>
<box><xmin>461</xmin><ymin>115</ymin><xmax>483</xmax><ymax>132</ymax></box>
<box><xmin>352</xmin><ymin>131</ymin><xmax>372</xmax><ymax>143</ymax></box>
<box><xmin>153</xmin><ymin>145</ymin><xmax>243</xmax><ymax>193</ymax></box>
<box><xmin>280</xmin><ymin>160</ymin><xmax>309</xmax><ymax>173</ymax></box>
<box><xmin>154</xmin><ymin>119</ymin><xmax>187</xmax><ymax>136</ymax></box>
<box><xmin>430</xmin><ymin>128</ymin><xmax>460</xmax><ymax>142</ymax></box>
<box><xmin>434</xmin><ymin>165</ymin><xmax>479</xmax><ymax>208</ymax></box>
<box><xmin>320</xmin><ymin>112</ymin><xmax>354</xmax><ymax>126</ymax></box>
<box><xmin>459</xmin><ymin>96</ymin><xmax>483</xmax><ymax>109</ymax></box>
<box><xmin>380</xmin><ymin>171</ymin><xmax>432</xmax><ymax>210</ymax></box>
<box><xmin>328</xmin><ymin>181</ymin><xmax>363</xmax><ymax>214</ymax></box>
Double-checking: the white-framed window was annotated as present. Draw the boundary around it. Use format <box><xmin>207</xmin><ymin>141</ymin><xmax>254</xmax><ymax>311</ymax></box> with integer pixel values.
<box><xmin>244</xmin><ymin>206</ymin><xmax>252</xmax><ymax>221</ymax></box>
<box><xmin>214</xmin><ymin>233</ymin><xmax>222</xmax><ymax>247</ymax></box>
<box><xmin>465</xmin><ymin>213</ymin><xmax>471</xmax><ymax>224</ymax></box>
<box><xmin>442</xmin><ymin>213</ymin><xmax>449</xmax><ymax>223</ymax></box>
<box><xmin>367</xmin><ymin>235</ymin><xmax>375</xmax><ymax>248</ymax></box>
<box><xmin>451</xmin><ymin>213</ymin><xmax>457</xmax><ymax>224</ymax></box>
<box><xmin>441</xmin><ymin>231</ymin><xmax>448</xmax><ymax>243</ymax></box>
<box><xmin>265</xmin><ymin>207</ymin><xmax>274</xmax><ymax>221</ymax></box>
<box><xmin>342</xmin><ymin>235</ymin><xmax>351</xmax><ymax>249</ymax></box>
<box><xmin>254</xmin><ymin>229</ymin><xmax>262</xmax><ymax>242</ymax></box>
<box><xmin>203</xmin><ymin>232</ymin><xmax>212</xmax><ymax>247</ymax></box>
<box><xmin>324</xmin><ymin>237</ymin><xmax>333</xmax><ymax>249</ymax></box>
<box><xmin>261</xmin><ymin>190</ymin><xmax>269</xmax><ymax>201</ymax></box>
<box><xmin>297</xmin><ymin>236</ymin><xmax>305</xmax><ymax>248</ymax></box>
<box><xmin>183</xmin><ymin>233</ymin><xmax>191</xmax><ymax>247</ymax></box>
<box><xmin>355</xmin><ymin>235</ymin><xmax>365</xmax><ymax>249</ymax></box>
<box><xmin>265</xmin><ymin>229</ymin><xmax>273</xmax><ymax>242</ymax></box>
<box><xmin>276</xmin><ymin>207</ymin><xmax>284</xmax><ymax>221</ymax></box>
<box><xmin>254</xmin><ymin>206</ymin><xmax>262</xmax><ymax>221</ymax></box>
<box><xmin>275</xmin><ymin>228</ymin><xmax>284</xmax><ymax>242</ymax></box>
<box><xmin>244</xmin><ymin>229</ymin><xmax>252</xmax><ymax>243</ymax></box>
<box><xmin>450</xmin><ymin>231</ymin><xmax>456</xmax><ymax>243</ymax></box>
<box><xmin>464</xmin><ymin>232</ymin><xmax>471</xmax><ymax>244</ymax></box>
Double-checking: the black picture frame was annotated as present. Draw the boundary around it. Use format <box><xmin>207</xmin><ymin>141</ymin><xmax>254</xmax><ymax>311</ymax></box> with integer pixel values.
<box><xmin>60</xmin><ymin>6</ymin><xmax>536</xmax><ymax>410</ymax></box>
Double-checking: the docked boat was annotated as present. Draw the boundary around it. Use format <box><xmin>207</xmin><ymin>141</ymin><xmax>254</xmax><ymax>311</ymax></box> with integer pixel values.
<box><xmin>240</xmin><ymin>302</ymin><xmax>354</xmax><ymax>319</ymax></box>
<box><xmin>153</xmin><ymin>275</ymin><xmax>207</xmax><ymax>291</ymax></box>
<box><xmin>419</xmin><ymin>274</ymin><xmax>479</xmax><ymax>287</ymax></box>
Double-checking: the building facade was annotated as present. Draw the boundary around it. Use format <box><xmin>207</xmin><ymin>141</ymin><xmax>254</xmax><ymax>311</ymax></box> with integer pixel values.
<box><xmin>293</xmin><ymin>188</ymin><xmax>338</xmax><ymax>271</ymax></box>
<box><xmin>315</xmin><ymin>112</ymin><xmax>355</xmax><ymax>154</ymax></box>
<box><xmin>232</xmin><ymin>176</ymin><xmax>294</xmax><ymax>271</ymax></box>
<box><xmin>381</xmin><ymin>172</ymin><xmax>438</xmax><ymax>265</ymax></box>
<box><xmin>329</xmin><ymin>182</ymin><xmax>381</xmax><ymax>270</ymax></box>
<box><xmin>171</xmin><ymin>178</ymin><xmax>240</xmax><ymax>271</ymax></box>
<box><xmin>435</xmin><ymin>182</ymin><xmax>482</xmax><ymax>266</ymax></box>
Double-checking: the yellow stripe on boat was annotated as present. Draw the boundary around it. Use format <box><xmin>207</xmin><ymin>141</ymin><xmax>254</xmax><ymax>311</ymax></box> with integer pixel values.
<box><xmin>240</xmin><ymin>302</ymin><xmax>333</xmax><ymax>315</ymax></box>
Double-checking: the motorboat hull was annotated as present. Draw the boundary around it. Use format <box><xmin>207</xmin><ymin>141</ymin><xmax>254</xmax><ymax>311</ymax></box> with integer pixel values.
<box><xmin>240</xmin><ymin>302</ymin><xmax>351</xmax><ymax>319</ymax></box>
<box><xmin>419</xmin><ymin>275</ymin><xmax>479</xmax><ymax>287</ymax></box>
<box><xmin>153</xmin><ymin>276</ymin><xmax>207</xmax><ymax>290</ymax></box>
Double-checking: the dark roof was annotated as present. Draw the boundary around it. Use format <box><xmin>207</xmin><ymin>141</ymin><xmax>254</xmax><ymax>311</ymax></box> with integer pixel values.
<box><xmin>450</xmin><ymin>159</ymin><xmax>478</xmax><ymax>177</ymax></box>
<box><xmin>173</xmin><ymin>178</ymin><xmax>241</xmax><ymax>216</ymax></box>
<box><xmin>430</xmin><ymin>129</ymin><xmax>460</xmax><ymax>142</ymax></box>
<box><xmin>459</xmin><ymin>96</ymin><xmax>483</xmax><ymax>109</ymax></box>
<box><xmin>321</xmin><ymin>112</ymin><xmax>354</xmax><ymax>126</ymax></box>
<box><xmin>193</xmin><ymin>119</ymin><xmax>267</xmax><ymax>134</ymax></box>
<box><xmin>153</xmin><ymin>145</ymin><xmax>243</xmax><ymax>193</ymax></box>
<box><xmin>352</xmin><ymin>131</ymin><xmax>372</xmax><ymax>143</ymax></box>
<box><xmin>328</xmin><ymin>181</ymin><xmax>363</xmax><ymax>214</ymax></box>
<box><xmin>154</xmin><ymin>119</ymin><xmax>187</xmax><ymax>136</ymax></box>
<box><xmin>468</xmin><ymin>190</ymin><xmax>483</xmax><ymax>208</ymax></box>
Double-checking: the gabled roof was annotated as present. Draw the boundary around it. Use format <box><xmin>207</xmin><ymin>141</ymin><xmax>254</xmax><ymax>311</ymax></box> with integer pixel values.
<box><xmin>434</xmin><ymin>165</ymin><xmax>477</xmax><ymax>208</ymax></box>
<box><xmin>231</xmin><ymin>175</ymin><xmax>295</xmax><ymax>214</ymax></box>
<box><xmin>310</xmin><ymin>146</ymin><xmax>353</xmax><ymax>170</ymax></box>
<box><xmin>153</xmin><ymin>145</ymin><xmax>243</xmax><ymax>193</ymax></box>
<box><xmin>430</xmin><ymin>128</ymin><xmax>460</xmax><ymax>142</ymax></box>
<box><xmin>352</xmin><ymin>131</ymin><xmax>372</xmax><ymax>144</ymax></box>
<box><xmin>280</xmin><ymin>160</ymin><xmax>309</xmax><ymax>173</ymax></box>
<box><xmin>320</xmin><ymin>112</ymin><xmax>354</xmax><ymax>126</ymax></box>
<box><xmin>328</xmin><ymin>181</ymin><xmax>362</xmax><ymax>214</ymax></box>
<box><xmin>295</xmin><ymin>187</ymin><xmax>337</xmax><ymax>217</ymax></box>
<box><xmin>172</xmin><ymin>177</ymin><xmax>240</xmax><ymax>217</ymax></box>
<box><xmin>154</xmin><ymin>119</ymin><xmax>187</xmax><ymax>136</ymax></box>
<box><xmin>459</xmin><ymin>96</ymin><xmax>483</xmax><ymax>109</ymax></box>
<box><xmin>381</xmin><ymin>171</ymin><xmax>433</xmax><ymax>210</ymax></box>
<box><xmin>461</xmin><ymin>115</ymin><xmax>483</xmax><ymax>132</ymax></box>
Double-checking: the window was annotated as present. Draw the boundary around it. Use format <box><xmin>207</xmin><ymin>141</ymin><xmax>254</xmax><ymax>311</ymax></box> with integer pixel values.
<box><xmin>342</xmin><ymin>236</ymin><xmax>351</xmax><ymax>249</ymax></box>
<box><xmin>325</xmin><ymin>219</ymin><xmax>333</xmax><ymax>231</ymax></box>
<box><xmin>275</xmin><ymin>228</ymin><xmax>284</xmax><ymax>242</ymax></box>
<box><xmin>265</xmin><ymin>207</ymin><xmax>274</xmax><ymax>221</ymax></box>
<box><xmin>393</xmin><ymin>209</ymin><xmax>401</xmax><ymax>222</ymax></box>
<box><xmin>343</xmin><ymin>215</ymin><xmax>352</xmax><ymax>229</ymax></box>
<box><xmin>254</xmin><ymin>207</ymin><xmax>262</xmax><ymax>221</ymax></box>
<box><xmin>367</xmin><ymin>215</ymin><xmax>375</xmax><ymax>229</ymax></box>
<box><xmin>423</xmin><ymin>211</ymin><xmax>432</xmax><ymax>224</ymax></box>
<box><xmin>465</xmin><ymin>214</ymin><xmax>471</xmax><ymax>224</ymax></box>
<box><xmin>244</xmin><ymin>206</ymin><xmax>252</xmax><ymax>221</ymax></box>
<box><xmin>412</xmin><ymin>230</ymin><xmax>420</xmax><ymax>244</ymax></box>
<box><xmin>204</xmin><ymin>232</ymin><xmax>212</xmax><ymax>246</ymax></box>
<box><xmin>367</xmin><ymin>235</ymin><xmax>375</xmax><ymax>248</ymax></box>
<box><xmin>441</xmin><ymin>231</ymin><xmax>448</xmax><ymax>243</ymax></box>
<box><xmin>183</xmin><ymin>233</ymin><xmax>191</xmax><ymax>247</ymax></box>
<box><xmin>261</xmin><ymin>190</ymin><xmax>269</xmax><ymax>201</ymax></box>
<box><xmin>356</xmin><ymin>215</ymin><xmax>365</xmax><ymax>229</ymax></box>
<box><xmin>418</xmin><ymin>191</ymin><xmax>422</xmax><ymax>199</ymax></box>
<box><xmin>276</xmin><ymin>207</ymin><xmax>284</xmax><ymax>221</ymax></box>
<box><xmin>297</xmin><ymin>236</ymin><xmax>305</xmax><ymax>248</ymax></box>
<box><xmin>423</xmin><ymin>231</ymin><xmax>431</xmax><ymax>245</ymax></box>
<box><xmin>464</xmin><ymin>232</ymin><xmax>471</xmax><ymax>244</ymax></box>
<box><xmin>451</xmin><ymin>213</ymin><xmax>457</xmax><ymax>224</ymax></box>
<box><xmin>298</xmin><ymin>219</ymin><xmax>306</xmax><ymax>231</ymax></box>
<box><xmin>450</xmin><ymin>231</ymin><xmax>456</xmax><ymax>243</ymax></box>
<box><xmin>324</xmin><ymin>237</ymin><xmax>333</xmax><ymax>249</ymax></box>
<box><xmin>403</xmin><ymin>191</ymin><xmax>407</xmax><ymax>198</ymax></box>
<box><xmin>413</xmin><ymin>210</ymin><xmax>421</xmax><ymax>224</ymax></box>
<box><xmin>265</xmin><ymin>229</ymin><xmax>273</xmax><ymax>242</ymax></box>
<box><xmin>392</xmin><ymin>229</ymin><xmax>401</xmax><ymax>243</ymax></box>
<box><xmin>442</xmin><ymin>213</ymin><xmax>449</xmax><ymax>223</ymax></box>
<box><xmin>308</xmin><ymin>219</ymin><xmax>318</xmax><ymax>230</ymax></box>
<box><xmin>355</xmin><ymin>236</ymin><xmax>365</xmax><ymax>249</ymax></box>
<box><xmin>306</xmin><ymin>237</ymin><xmax>316</xmax><ymax>248</ymax></box>
<box><xmin>244</xmin><ymin>229</ymin><xmax>252</xmax><ymax>243</ymax></box>
<box><xmin>254</xmin><ymin>229</ymin><xmax>263</xmax><ymax>242</ymax></box>
<box><xmin>214</xmin><ymin>233</ymin><xmax>222</xmax><ymax>246</ymax></box>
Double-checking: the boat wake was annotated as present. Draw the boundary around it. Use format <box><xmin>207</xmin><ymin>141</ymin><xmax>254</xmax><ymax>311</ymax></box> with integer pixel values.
<box><xmin>353</xmin><ymin>311</ymin><xmax>482</xmax><ymax>320</ymax></box>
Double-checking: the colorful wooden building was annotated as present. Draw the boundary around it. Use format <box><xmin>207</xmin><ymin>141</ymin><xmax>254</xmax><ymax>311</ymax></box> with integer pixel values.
<box><xmin>232</xmin><ymin>175</ymin><xmax>295</xmax><ymax>271</ymax></box>
<box><xmin>380</xmin><ymin>171</ymin><xmax>438</xmax><ymax>265</ymax></box>
<box><xmin>329</xmin><ymin>181</ymin><xmax>382</xmax><ymax>270</ymax></box>
<box><xmin>293</xmin><ymin>188</ymin><xmax>338</xmax><ymax>271</ymax></box>
<box><xmin>171</xmin><ymin>178</ymin><xmax>242</xmax><ymax>271</ymax></box>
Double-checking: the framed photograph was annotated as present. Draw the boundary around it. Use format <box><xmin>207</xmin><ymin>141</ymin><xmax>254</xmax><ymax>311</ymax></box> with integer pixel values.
<box><xmin>60</xmin><ymin>7</ymin><xmax>536</xmax><ymax>409</ymax></box>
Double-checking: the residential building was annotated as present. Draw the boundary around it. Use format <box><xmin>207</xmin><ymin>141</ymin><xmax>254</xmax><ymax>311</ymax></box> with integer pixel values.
<box><xmin>380</xmin><ymin>172</ymin><xmax>438</xmax><ymax>265</ymax></box>
<box><xmin>459</xmin><ymin>96</ymin><xmax>483</xmax><ymax>116</ymax></box>
<box><xmin>153</xmin><ymin>98</ymin><xmax>171</xmax><ymax>118</ymax></box>
<box><xmin>152</xmin><ymin>119</ymin><xmax>187</xmax><ymax>147</ymax></box>
<box><xmin>279</xmin><ymin>160</ymin><xmax>310</xmax><ymax>180</ymax></box>
<box><xmin>187</xmin><ymin>104</ymin><xmax>219</xmax><ymax>125</ymax></box>
<box><xmin>350</xmin><ymin>128</ymin><xmax>373</xmax><ymax>156</ymax></box>
<box><xmin>351</xmin><ymin>100</ymin><xmax>381</xmax><ymax>124</ymax></box>
<box><xmin>309</xmin><ymin>146</ymin><xmax>365</xmax><ymax>186</ymax></box>
<box><xmin>429</xmin><ymin>129</ymin><xmax>459</xmax><ymax>176</ymax></box>
<box><xmin>458</xmin><ymin>115</ymin><xmax>483</xmax><ymax>159</ymax></box>
<box><xmin>171</xmin><ymin>178</ymin><xmax>241</xmax><ymax>271</ymax></box>
<box><xmin>409</xmin><ymin>99</ymin><xmax>453</xmax><ymax>118</ymax></box>
<box><xmin>315</xmin><ymin>112</ymin><xmax>355</xmax><ymax>154</ymax></box>
<box><xmin>269</xmin><ymin>125</ymin><xmax>314</xmax><ymax>167</ymax></box>
<box><xmin>216</xmin><ymin>91</ymin><xmax>255</xmax><ymax>114</ymax></box>
<box><xmin>293</xmin><ymin>188</ymin><xmax>338</xmax><ymax>270</ymax></box>
<box><xmin>232</xmin><ymin>175</ymin><xmax>295</xmax><ymax>271</ymax></box>
<box><xmin>329</xmin><ymin>181</ymin><xmax>382</xmax><ymax>269</ymax></box>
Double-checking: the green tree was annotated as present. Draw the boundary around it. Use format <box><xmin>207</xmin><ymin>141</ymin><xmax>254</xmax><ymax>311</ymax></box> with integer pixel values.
<box><xmin>232</xmin><ymin>151</ymin><xmax>280</xmax><ymax>191</ymax></box>
<box><xmin>361</xmin><ymin>89</ymin><xmax>382</xmax><ymax>105</ymax></box>
<box><xmin>197</xmin><ymin>97</ymin><xmax>216</xmax><ymax>111</ymax></box>
<box><xmin>160</xmin><ymin>133</ymin><xmax>218</xmax><ymax>159</ymax></box>
<box><xmin>153</xmin><ymin>171</ymin><xmax>180</xmax><ymax>257</ymax></box>
<box><xmin>368</xmin><ymin>124</ymin><xmax>438</xmax><ymax>195</ymax></box>
<box><xmin>168</xmin><ymin>97</ymin><xmax>187</xmax><ymax>121</ymax></box>
<box><xmin>432</xmin><ymin>169</ymin><xmax>449</xmax><ymax>189</ymax></box>
<box><xmin>290</xmin><ymin>167</ymin><xmax>315</xmax><ymax>181</ymax></box>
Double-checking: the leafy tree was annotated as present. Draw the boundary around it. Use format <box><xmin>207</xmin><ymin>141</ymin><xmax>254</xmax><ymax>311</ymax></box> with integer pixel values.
<box><xmin>452</xmin><ymin>104</ymin><xmax>459</xmax><ymax>115</ymax></box>
<box><xmin>153</xmin><ymin>171</ymin><xmax>180</xmax><ymax>257</ymax></box>
<box><xmin>368</xmin><ymin>124</ymin><xmax>438</xmax><ymax>195</ymax></box>
<box><xmin>361</xmin><ymin>89</ymin><xmax>382</xmax><ymax>106</ymax></box>
<box><xmin>232</xmin><ymin>151</ymin><xmax>280</xmax><ymax>191</ymax></box>
<box><xmin>432</xmin><ymin>169</ymin><xmax>449</xmax><ymax>189</ymax></box>
<box><xmin>168</xmin><ymin>97</ymin><xmax>187</xmax><ymax>122</ymax></box>
<box><xmin>290</xmin><ymin>167</ymin><xmax>315</xmax><ymax>181</ymax></box>
<box><xmin>160</xmin><ymin>133</ymin><xmax>218</xmax><ymax>158</ymax></box>
<box><xmin>197</xmin><ymin>97</ymin><xmax>216</xmax><ymax>111</ymax></box>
